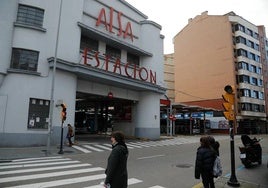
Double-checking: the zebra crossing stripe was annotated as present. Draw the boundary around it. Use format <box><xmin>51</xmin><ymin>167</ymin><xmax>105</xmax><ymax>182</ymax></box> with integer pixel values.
<box><xmin>0</xmin><ymin>158</ymin><xmax>71</xmax><ymax>166</ymax></box>
<box><xmin>12</xmin><ymin>156</ymin><xmax>63</xmax><ymax>162</ymax></box>
<box><xmin>126</xmin><ymin>143</ymin><xmax>143</xmax><ymax>148</ymax></box>
<box><xmin>72</xmin><ymin>145</ymin><xmax>92</xmax><ymax>153</ymax></box>
<box><xmin>0</xmin><ymin>160</ymin><xmax>80</xmax><ymax>170</ymax></box>
<box><xmin>128</xmin><ymin>178</ymin><xmax>143</xmax><ymax>185</ymax></box>
<box><xmin>5</xmin><ymin>174</ymin><xmax>106</xmax><ymax>188</ymax></box>
<box><xmin>148</xmin><ymin>186</ymin><xmax>166</xmax><ymax>188</ymax></box>
<box><xmin>0</xmin><ymin>163</ymin><xmax>91</xmax><ymax>175</ymax></box>
<box><xmin>93</xmin><ymin>144</ymin><xmax>112</xmax><ymax>151</ymax></box>
<box><xmin>128</xmin><ymin>142</ymin><xmax>151</xmax><ymax>147</ymax></box>
<box><xmin>0</xmin><ymin>167</ymin><xmax>104</xmax><ymax>183</ymax></box>
<box><xmin>83</xmin><ymin>145</ymin><xmax>104</xmax><ymax>152</ymax></box>
<box><xmin>84</xmin><ymin>178</ymin><xmax>143</xmax><ymax>188</ymax></box>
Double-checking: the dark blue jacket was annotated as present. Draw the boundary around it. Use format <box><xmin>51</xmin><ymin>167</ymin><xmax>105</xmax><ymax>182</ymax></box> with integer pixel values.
<box><xmin>195</xmin><ymin>146</ymin><xmax>215</xmax><ymax>179</ymax></box>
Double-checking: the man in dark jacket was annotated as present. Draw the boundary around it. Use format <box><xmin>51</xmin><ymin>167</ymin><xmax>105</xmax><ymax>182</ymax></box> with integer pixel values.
<box><xmin>195</xmin><ymin>136</ymin><xmax>216</xmax><ymax>188</ymax></box>
<box><xmin>104</xmin><ymin>131</ymin><xmax>129</xmax><ymax>188</ymax></box>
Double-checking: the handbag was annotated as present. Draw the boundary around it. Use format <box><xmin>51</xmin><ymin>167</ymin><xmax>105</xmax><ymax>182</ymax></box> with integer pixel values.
<box><xmin>213</xmin><ymin>156</ymin><xmax>222</xmax><ymax>177</ymax></box>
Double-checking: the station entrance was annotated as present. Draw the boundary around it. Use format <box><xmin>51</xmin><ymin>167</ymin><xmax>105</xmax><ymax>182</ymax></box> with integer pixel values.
<box><xmin>75</xmin><ymin>92</ymin><xmax>133</xmax><ymax>135</ymax></box>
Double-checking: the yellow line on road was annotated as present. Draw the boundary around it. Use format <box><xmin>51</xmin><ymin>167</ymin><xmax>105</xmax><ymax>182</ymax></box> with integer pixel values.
<box><xmin>192</xmin><ymin>182</ymin><xmax>203</xmax><ymax>188</ymax></box>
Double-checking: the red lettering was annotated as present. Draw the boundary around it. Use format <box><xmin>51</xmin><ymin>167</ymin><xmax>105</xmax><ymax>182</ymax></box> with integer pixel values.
<box><xmin>150</xmin><ymin>70</ymin><xmax>156</xmax><ymax>84</ymax></box>
<box><xmin>113</xmin><ymin>58</ymin><xmax>122</xmax><ymax>74</ymax></box>
<box><xmin>104</xmin><ymin>55</ymin><xmax>110</xmax><ymax>71</ymax></box>
<box><xmin>96</xmin><ymin>8</ymin><xmax>108</xmax><ymax>30</ymax></box>
<box><xmin>82</xmin><ymin>48</ymin><xmax>156</xmax><ymax>83</ymax></box>
<box><xmin>109</xmin><ymin>7</ymin><xmax>114</xmax><ymax>33</ymax></box>
<box><xmin>133</xmin><ymin>64</ymin><xmax>137</xmax><ymax>79</ymax></box>
<box><xmin>124</xmin><ymin>22</ymin><xmax>133</xmax><ymax>41</ymax></box>
<box><xmin>139</xmin><ymin>67</ymin><xmax>148</xmax><ymax>81</ymax></box>
<box><xmin>117</xmin><ymin>11</ymin><xmax>123</xmax><ymax>37</ymax></box>
<box><xmin>94</xmin><ymin>51</ymin><xmax>100</xmax><ymax>67</ymax></box>
<box><xmin>125</xmin><ymin>63</ymin><xmax>132</xmax><ymax>77</ymax></box>
<box><xmin>84</xmin><ymin>48</ymin><xmax>88</xmax><ymax>65</ymax></box>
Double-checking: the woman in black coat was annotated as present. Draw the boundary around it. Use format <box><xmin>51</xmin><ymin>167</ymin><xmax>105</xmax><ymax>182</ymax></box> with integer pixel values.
<box><xmin>104</xmin><ymin>131</ymin><xmax>129</xmax><ymax>188</ymax></box>
<box><xmin>195</xmin><ymin>136</ymin><xmax>216</xmax><ymax>188</ymax></box>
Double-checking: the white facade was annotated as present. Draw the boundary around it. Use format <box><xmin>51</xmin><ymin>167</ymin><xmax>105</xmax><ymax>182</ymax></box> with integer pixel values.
<box><xmin>0</xmin><ymin>0</ymin><xmax>165</xmax><ymax>146</ymax></box>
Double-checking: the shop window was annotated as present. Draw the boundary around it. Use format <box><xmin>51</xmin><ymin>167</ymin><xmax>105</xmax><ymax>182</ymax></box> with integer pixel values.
<box><xmin>10</xmin><ymin>48</ymin><xmax>39</xmax><ymax>71</ymax></box>
<box><xmin>105</xmin><ymin>45</ymin><xmax>121</xmax><ymax>59</ymax></box>
<box><xmin>80</xmin><ymin>35</ymin><xmax>98</xmax><ymax>52</ymax></box>
<box><xmin>16</xmin><ymin>4</ymin><xmax>44</xmax><ymax>28</ymax></box>
<box><xmin>28</xmin><ymin>98</ymin><xmax>50</xmax><ymax>129</ymax></box>
<box><xmin>127</xmin><ymin>53</ymin><xmax>140</xmax><ymax>66</ymax></box>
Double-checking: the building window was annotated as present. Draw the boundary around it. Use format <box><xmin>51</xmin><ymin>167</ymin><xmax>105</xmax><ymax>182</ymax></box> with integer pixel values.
<box><xmin>241</xmin><ymin>89</ymin><xmax>250</xmax><ymax>97</ymax></box>
<box><xmin>127</xmin><ymin>53</ymin><xmax>140</xmax><ymax>66</ymax></box>
<box><xmin>238</xmin><ymin>75</ymin><xmax>249</xmax><ymax>83</ymax></box>
<box><xmin>237</xmin><ymin>49</ymin><xmax>247</xmax><ymax>57</ymax></box>
<box><xmin>246</xmin><ymin>28</ymin><xmax>253</xmax><ymax>37</ymax></box>
<box><xmin>16</xmin><ymin>4</ymin><xmax>44</xmax><ymax>28</ymax></box>
<box><xmin>80</xmin><ymin>35</ymin><xmax>99</xmax><ymax>52</ymax></box>
<box><xmin>106</xmin><ymin>45</ymin><xmax>121</xmax><ymax>59</ymax></box>
<box><xmin>259</xmin><ymin>92</ymin><xmax>264</xmax><ymax>100</ymax></box>
<box><xmin>238</xmin><ymin>61</ymin><xmax>248</xmax><ymax>70</ymax></box>
<box><xmin>10</xmin><ymin>48</ymin><xmax>39</xmax><ymax>71</ymax></box>
<box><xmin>28</xmin><ymin>98</ymin><xmax>50</xmax><ymax>129</ymax></box>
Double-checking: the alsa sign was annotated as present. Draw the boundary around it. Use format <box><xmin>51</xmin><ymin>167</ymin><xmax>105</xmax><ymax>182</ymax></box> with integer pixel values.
<box><xmin>96</xmin><ymin>7</ymin><xmax>134</xmax><ymax>42</ymax></box>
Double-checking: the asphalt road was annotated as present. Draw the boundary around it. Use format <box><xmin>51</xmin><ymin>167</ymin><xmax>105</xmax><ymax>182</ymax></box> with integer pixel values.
<box><xmin>0</xmin><ymin>134</ymin><xmax>267</xmax><ymax>187</ymax></box>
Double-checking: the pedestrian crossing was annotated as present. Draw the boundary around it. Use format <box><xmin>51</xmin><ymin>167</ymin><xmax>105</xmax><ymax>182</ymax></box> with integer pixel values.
<box><xmin>0</xmin><ymin>156</ymin><xmax>166</xmax><ymax>188</ymax></box>
<box><xmin>72</xmin><ymin>136</ymin><xmax>228</xmax><ymax>154</ymax></box>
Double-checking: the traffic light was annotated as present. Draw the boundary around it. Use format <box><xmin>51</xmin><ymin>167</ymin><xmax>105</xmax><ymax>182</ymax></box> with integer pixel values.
<box><xmin>222</xmin><ymin>85</ymin><xmax>235</xmax><ymax>121</ymax></box>
<box><xmin>61</xmin><ymin>103</ymin><xmax>67</xmax><ymax>123</ymax></box>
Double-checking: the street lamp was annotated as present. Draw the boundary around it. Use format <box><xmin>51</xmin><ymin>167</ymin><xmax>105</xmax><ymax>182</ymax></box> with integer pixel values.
<box><xmin>46</xmin><ymin>0</ymin><xmax>63</xmax><ymax>155</ymax></box>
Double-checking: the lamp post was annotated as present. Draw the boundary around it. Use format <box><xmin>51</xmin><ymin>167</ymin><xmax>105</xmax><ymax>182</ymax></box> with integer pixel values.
<box><xmin>46</xmin><ymin>0</ymin><xmax>63</xmax><ymax>155</ymax></box>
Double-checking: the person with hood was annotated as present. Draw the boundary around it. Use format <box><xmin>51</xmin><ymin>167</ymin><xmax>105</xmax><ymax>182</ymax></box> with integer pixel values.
<box><xmin>195</xmin><ymin>136</ymin><xmax>216</xmax><ymax>188</ymax></box>
<box><xmin>104</xmin><ymin>131</ymin><xmax>129</xmax><ymax>188</ymax></box>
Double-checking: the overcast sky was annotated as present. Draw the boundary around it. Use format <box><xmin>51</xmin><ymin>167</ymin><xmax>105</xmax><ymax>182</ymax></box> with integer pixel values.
<box><xmin>126</xmin><ymin>0</ymin><xmax>268</xmax><ymax>54</ymax></box>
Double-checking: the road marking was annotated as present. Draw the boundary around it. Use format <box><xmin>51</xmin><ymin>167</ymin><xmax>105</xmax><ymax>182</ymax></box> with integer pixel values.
<box><xmin>0</xmin><ymin>167</ymin><xmax>104</xmax><ymax>183</ymax></box>
<box><xmin>94</xmin><ymin>144</ymin><xmax>112</xmax><ymax>151</ymax></box>
<box><xmin>83</xmin><ymin>145</ymin><xmax>104</xmax><ymax>152</ymax></box>
<box><xmin>72</xmin><ymin>145</ymin><xmax>92</xmax><ymax>153</ymax></box>
<box><xmin>5</xmin><ymin>174</ymin><xmax>106</xmax><ymax>188</ymax></box>
<box><xmin>0</xmin><ymin>160</ymin><xmax>80</xmax><ymax>170</ymax></box>
<box><xmin>84</xmin><ymin>178</ymin><xmax>143</xmax><ymax>188</ymax></box>
<box><xmin>192</xmin><ymin>182</ymin><xmax>203</xmax><ymax>188</ymax></box>
<box><xmin>0</xmin><ymin>163</ymin><xmax>91</xmax><ymax>175</ymax></box>
<box><xmin>149</xmin><ymin>186</ymin><xmax>166</xmax><ymax>188</ymax></box>
<box><xmin>137</xmin><ymin>154</ymin><xmax>165</xmax><ymax>160</ymax></box>
<box><xmin>12</xmin><ymin>156</ymin><xmax>63</xmax><ymax>162</ymax></box>
<box><xmin>0</xmin><ymin>158</ymin><xmax>71</xmax><ymax>166</ymax></box>
<box><xmin>126</xmin><ymin>143</ymin><xmax>143</xmax><ymax>148</ymax></box>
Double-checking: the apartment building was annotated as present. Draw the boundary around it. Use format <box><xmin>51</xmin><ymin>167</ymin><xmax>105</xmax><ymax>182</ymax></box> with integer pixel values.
<box><xmin>0</xmin><ymin>0</ymin><xmax>165</xmax><ymax>146</ymax></box>
<box><xmin>163</xmin><ymin>53</ymin><xmax>175</xmax><ymax>103</ymax></box>
<box><xmin>173</xmin><ymin>11</ymin><xmax>268</xmax><ymax>134</ymax></box>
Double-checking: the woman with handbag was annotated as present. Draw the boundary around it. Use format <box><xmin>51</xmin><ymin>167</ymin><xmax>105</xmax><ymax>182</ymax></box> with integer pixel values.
<box><xmin>195</xmin><ymin>136</ymin><xmax>216</xmax><ymax>188</ymax></box>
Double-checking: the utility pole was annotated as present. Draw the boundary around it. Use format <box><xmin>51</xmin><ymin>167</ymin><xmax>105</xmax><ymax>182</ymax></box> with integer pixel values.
<box><xmin>46</xmin><ymin>0</ymin><xmax>63</xmax><ymax>155</ymax></box>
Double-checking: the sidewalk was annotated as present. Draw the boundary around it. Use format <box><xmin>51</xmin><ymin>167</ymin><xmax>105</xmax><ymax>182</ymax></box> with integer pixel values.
<box><xmin>215</xmin><ymin>176</ymin><xmax>260</xmax><ymax>188</ymax></box>
<box><xmin>0</xmin><ymin>144</ymin><xmax>79</xmax><ymax>161</ymax></box>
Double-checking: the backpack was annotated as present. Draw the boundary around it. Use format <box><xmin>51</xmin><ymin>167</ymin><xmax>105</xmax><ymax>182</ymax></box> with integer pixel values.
<box><xmin>213</xmin><ymin>156</ymin><xmax>222</xmax><ymax>177</ymax></box>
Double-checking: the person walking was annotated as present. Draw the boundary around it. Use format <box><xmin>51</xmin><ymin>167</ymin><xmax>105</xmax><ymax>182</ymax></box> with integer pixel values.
<box><xmin>195</xmin><ymin>136</ymin><xmax>216</xmax><ymax>188</ymax></box>
<box><xmin>66</xmin><ymin>124</ymin><xmax>74</xmax><ymax>146</ymax></box>
<box><xmin>208</xmin><ymin>135</ymin><xmax>220</xmax><ymax>156</ymax></box>
<box><xmin>104</xmin><ymin>131</ymin><xmax>129</xmax><ymax>188</ymax></box>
